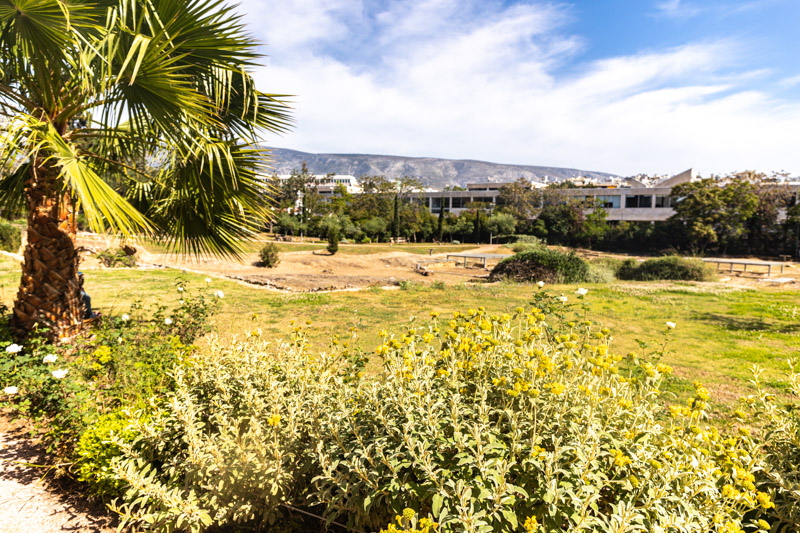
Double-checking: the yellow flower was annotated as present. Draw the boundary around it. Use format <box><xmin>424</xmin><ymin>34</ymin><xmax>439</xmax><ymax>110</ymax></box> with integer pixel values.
<box><xmin>756</xmin><ymin>491</ymin><xmax>775</xmax><ymax>509</ymax></box>
<box><xmin>524</xmin><ymin>515</ymin><xmax>539</xmax><ymax>532</ymax></box>
<box><xmin>267</xmin><ymin>414</ymin><xmax>282</xmax><ymax>427</ymax></box>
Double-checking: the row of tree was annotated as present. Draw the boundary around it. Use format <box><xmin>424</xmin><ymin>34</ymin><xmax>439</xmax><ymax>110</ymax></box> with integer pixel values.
<box><xmin>272</xmin><ymin>168</ymin><xmax>799</xmax><ymax>257</ymax></box>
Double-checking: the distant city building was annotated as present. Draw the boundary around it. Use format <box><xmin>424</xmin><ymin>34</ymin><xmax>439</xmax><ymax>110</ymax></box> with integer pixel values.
<box><xmin>275</xmin><ymin>174</ymin><xmax>362</xmax><ymax>194</ymax></box>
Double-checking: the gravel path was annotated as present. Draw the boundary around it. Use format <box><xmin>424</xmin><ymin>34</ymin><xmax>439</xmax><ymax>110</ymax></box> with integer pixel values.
<box><xmin>0</xmin><ymin>414</ymin><xmax>115</xmax><ymax>533</ymax></box>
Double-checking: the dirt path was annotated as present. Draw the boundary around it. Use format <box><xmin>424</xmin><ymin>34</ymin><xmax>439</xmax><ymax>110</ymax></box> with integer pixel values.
<box><xmin>0</xmin><ymin>414</ymin><xmax>115</xmax><ymax>533</ymax></box>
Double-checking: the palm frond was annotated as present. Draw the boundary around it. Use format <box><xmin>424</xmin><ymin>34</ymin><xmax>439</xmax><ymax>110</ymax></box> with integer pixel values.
<box><xmin>35</xmin><ymin>120</ymin><xmax>151</xmax><ymax>235</ymax></box>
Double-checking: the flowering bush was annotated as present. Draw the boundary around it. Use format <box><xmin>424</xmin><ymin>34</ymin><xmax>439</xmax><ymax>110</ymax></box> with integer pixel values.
<box><xmin>101</xmin><ymin>291</ymin><xmax>771</xmax><ymax>532</ymax></box>
<box><xmin>312</xmin><ymin>291</ymin><xmax>763</xmax><ymax>532</ymax></box>
<box><xmin>0</xmin><ymin>280</ymin><xmax>220</xmax><ymax>492</ymax></box>
<box><xmin>744</xmin><ymin>363</ymin><xmax>800</xmax><ymax>532</ymax></box>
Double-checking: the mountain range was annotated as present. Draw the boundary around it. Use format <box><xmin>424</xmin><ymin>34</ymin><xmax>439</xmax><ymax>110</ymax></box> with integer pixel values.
<box><xmin>264</xmin><ymin>147</ymin><xmax>619</xmax><ymax>189</ymax></box>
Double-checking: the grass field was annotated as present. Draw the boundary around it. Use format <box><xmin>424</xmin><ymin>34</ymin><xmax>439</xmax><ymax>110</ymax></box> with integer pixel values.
<box><xmin>2</xmin><ymin>255</ymin><xmax>798</xmax><ymax>418</ymax></box>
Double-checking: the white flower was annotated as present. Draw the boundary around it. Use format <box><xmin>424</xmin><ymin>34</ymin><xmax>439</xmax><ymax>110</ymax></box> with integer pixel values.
<box><xmin>3</xmin><ymin>386</ymin><xmax>18</xmax><ymax>395</ymax></box>
<box><xmin>666</xmin><ymin>321</ymin><xmax>676</xmax><ymax>329</ymax></box>
<box><xmin>205</xmin><ymin>278</ymin><xmax>212</xmax><ymax>283</ymax></box>
<box><xmin>558</xmin><ymin>296</ymin><xmax>568</xmax><ymax>303</ymax></box>
<box><xmin>117</xmin><ymin>337</ymin><xmax>123</xmax><ymax>344</ymax></box>
<box><xmin>214</xmin><ymin>290</ymin><xmax>224</xmax><ymax>298</ymax></box>
<box><xmin>121</xmin><ymin>314</ymin><xmax>130</xmax><ymax>322</ymax></box>
<box><xmin>178</xmin><ymin>287</ymin><xmax>184</xmax><ymax>292</ymax></box>
<box><xmin>164</xmin><ymin>317</ymin><xmax>173</xmax><ymax>325</ymax></box>
<box><xmin>179</xmin><ymin>300</ymin><xmax>184</xmax><ymax>305</ymax></box>
<box><xmin>576</xmin><ymin>288</ymin><xmax>588</xmax><ymax>296</ymax></box>
<box><xmin>537</xmin><ymin>281</ymin><xmax>545</xmax><ymax>288</ymax></box>
<box><xmin>5</xmin><ymin>343</ymin><xmax>22</xmax><ymax>354</ymax></box>
<box><xmin>51</xmin><ymin>369</ymin><xmax>69</xmax><ymax>379</ymax></box>
<box><xmin>42</xmin><ymin>354</ymin><xmax>58</xmax><ymax>364</ymax></box>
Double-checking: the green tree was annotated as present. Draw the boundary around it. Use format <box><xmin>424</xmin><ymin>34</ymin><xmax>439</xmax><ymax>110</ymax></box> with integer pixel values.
<box><xmin>536</xmin><ymin>203</ymin><xmax>584</xmax><ymax>246</ymax></box>
<box><xmin>580</xmin><ymin>203</ymin><xmax>609</xmax><ymax>249</ymax></box>
<box><xmin>0</xmin><ymin>0</ymin><xmax>290</xmax><ymax>336</ymax></box>
<box><xmin>360</xmin><ymin>216</ymin><xmax>388</xmax><ymax>241</ymax></box>
<box><xmin>437</xmin><ymin>195</ymin><xmax>445</xmax><ymax>242</ymax></box>
<box><xmin>498</xmin><ymin>178</ymin><xmax>541</xmax><ymax>220</ymax></box>
<box><xmin>670</xmin><ymin>177</ymin><xmax>758</xmax><ymax>254</ymax></box>
<box><xmin>486</xmin><ymin>212</ymin><xmax>516</xmax><ymax>243</ymax></box>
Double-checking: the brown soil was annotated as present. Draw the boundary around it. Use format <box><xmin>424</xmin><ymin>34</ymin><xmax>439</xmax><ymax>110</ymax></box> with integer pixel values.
<box><xmin>0</xmin><ymin>411</ymin><xmax>115</xmax><ymax>533</ymax></box>
<box><xmin>72</xmin><ymin>235</ymin><xmax>800</xmax><ymax>293</ymax></box>
<box><xmin>76</xmin><ymin>236</ymin><xmax>506</xmax><ymax>291</ymax></box>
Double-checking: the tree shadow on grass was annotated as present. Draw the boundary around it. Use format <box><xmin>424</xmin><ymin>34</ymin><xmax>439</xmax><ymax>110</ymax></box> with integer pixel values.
<box><xmin>691</xmin><ymin>312</ymin><xmax>800</xmax><ymax>334</ymax></box>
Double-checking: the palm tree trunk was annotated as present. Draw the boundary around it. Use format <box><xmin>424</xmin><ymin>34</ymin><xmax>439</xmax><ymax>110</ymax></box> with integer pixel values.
<box><xmin>13</xmin><ymin>158</ymin><xmax>82</xmax><ymax>339</ymax></box>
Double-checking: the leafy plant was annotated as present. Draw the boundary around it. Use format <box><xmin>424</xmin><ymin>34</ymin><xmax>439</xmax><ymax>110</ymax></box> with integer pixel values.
<box><xmin>311</xmin><ymin>295</ymin><xmax>763</xmax><ymax>532</ymax></box>
<box><xmin>490</xmin><ymin>248</ymin><xmax>589</xmax><ymax>283</ymax></box>
<box><xmin>327</xmin><ymin>227</ymin><xmax>340</xmax><ymax>255</ymax></box>
<box><xmin>617</xmin><ymin>256</ymin><xmax>714</xmax><ymax>281</ymax></box>
<box><xmin>259</xmin><ymin>243</ymin><xmax>281</xmax><ymax>268</ymax></box>
<box><xmin>96</xmin><ymin>247</ymin><xmax>137</xmax><ymax>268</ymax></box>
<box><xmin>0</xmin><ymin>220</ymin><xmax>21</xmax><ymax>252</ymax></box>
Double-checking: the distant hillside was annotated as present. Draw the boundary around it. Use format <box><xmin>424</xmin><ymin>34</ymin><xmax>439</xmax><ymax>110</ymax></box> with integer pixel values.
<box><xmin>264</xmin><ymin>147</ymin><xmax>618</xmax><ymax>189</ymax></box>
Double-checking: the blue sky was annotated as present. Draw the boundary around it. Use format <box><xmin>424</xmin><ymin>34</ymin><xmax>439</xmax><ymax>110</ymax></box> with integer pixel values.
<box><xmin>237</xmin><ymin>0</ymin><xmax>800</xmax><ymax>176</ymax></box>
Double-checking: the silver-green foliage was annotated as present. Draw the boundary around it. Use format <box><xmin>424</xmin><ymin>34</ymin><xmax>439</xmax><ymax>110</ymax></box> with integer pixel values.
<box><xmin>107</xmin><ymin>294</ymin><xmax>772</xmax><ymax>533</ymax></box>
<box><xmin>312</xmin><ymin>298</ymin><xmax>763</xmax><ymax>533</ymax></box>
<box><xmin>110</xmin><ymin>332</ymin><xmax>343</xmax><ymax>532</ymax></box>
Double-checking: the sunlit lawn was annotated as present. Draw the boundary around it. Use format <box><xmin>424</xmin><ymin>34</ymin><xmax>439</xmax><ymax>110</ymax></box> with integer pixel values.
<box><xmin>2</xmin><ymin>255</ymin><xmax>798</xmax><ymax>418</ymax></box>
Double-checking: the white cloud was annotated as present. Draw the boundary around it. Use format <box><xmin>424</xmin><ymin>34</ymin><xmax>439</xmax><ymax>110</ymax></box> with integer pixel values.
<box><xmin>240</xmin><ymin>0</ymin><xmax>800</xmax><ymax>176</ymax></box>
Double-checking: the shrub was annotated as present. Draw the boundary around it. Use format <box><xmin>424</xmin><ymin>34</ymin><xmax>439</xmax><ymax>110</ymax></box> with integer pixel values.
<box><xmin>511</xmin><ymin>241</ymin><xmax>544</xmax><ymax>254</ymax></box>
<box><xmin>109</xmin><ymin>332</ymin><xmax>346</xmax><ymax>532</ymax></box>
<box><xmin>312</xmin><ymin>297</ymin><xmax>761</xmax><ymax>532</ymax></box>
<box><xmin>258</xmin><ymin>242</ymin><xmax>281</xmax><ymax>268</ymax></box>
<box><xmin>327</xmin><ymin>227</ymin><xmax>340</xmax><ymax>255</ymax></box>
<box><xmin>513</xmin><ymin>234</ymin><xmax>544</xmax><ymax>245</ymax></box>
<box><xmin>585</xmin><ymin>262</ymin><xmax>616</xmax><ymax>283</ymax></box>
<box><xmin>0</xmin><ymin>220</ymin><xmax>21</xmax><ymax>252</ymax></box>
<box><xmin>96</xmin><ymin>247</ymin><xmax>137</xmax><ymax>267</ymax></box>
<box><xmin>490</xmin><ymin>248</ymin><xmax>589</xmax><ymax>283</ymax></box>
<box><xmin>74</xmin><ymin>410</ymin><xmax>138</xmax><ymax>497</ymax></box>
<box><xmin>745</xmin><ymin>363</ymin><xmax>800</xmax><ymax>531</ymax></box>
<box><xmin>103</xmin><ymin>294</ymin><xmax>766</xmax><ymax>533</ymax></box>
<box><xmin>617</xmin><ymin>256</ymin><xmax>713</xmax><ymax>281</ymax></box>
<box><xmin>0</xmin><ymin>281</ymin><xmax>219</xmax><ymax>489</ymax></box>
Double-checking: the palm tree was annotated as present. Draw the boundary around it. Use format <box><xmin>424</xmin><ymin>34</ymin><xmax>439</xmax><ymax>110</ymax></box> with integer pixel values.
<box><xmin>0</xmin><ymin>0</ymin><xmax>291</xmax><ymax>338</ymax></box>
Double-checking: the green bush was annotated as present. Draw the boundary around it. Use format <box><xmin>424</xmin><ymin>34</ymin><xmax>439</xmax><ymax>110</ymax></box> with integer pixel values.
<box><xmin>745</xmin><ymin>363</ymin><xmax>800</xmax><ymax>531</ymax></box>
<box><xmin>511</xmin><ymin>241</ymin><xmax>544</xmax><ymax>254</ymax></box>
<box><xmin>617</xmin><ymin>256</ymin><xmax>713</xmax><ymax>281</ymax></box>
<box><xmin>104</xmin><ymin>294</ymin><xmax>768</xmax><ymax>533</ymax></box>
<box><xmin>0</xmin><ymin>280</ymin><xmax>219</xmax><ymax>489</ymax></box>
<box><xmin>258</xmin><ymin>242</ymin><xmax>281</xmax><ymax>267</ymax></box>
<box><xmin>0</xmin><ymin>220</ymin><xmax>22</xmax><ymax>252</ymax></box>
<box><xmin>110</xmin><ymin>332</ymin><xmax>345</xmax><ymax>531</ymax></box>
<box><xmin>327</xmin><ymin>227</ymin><xmax>340</xmax><ymax>255</ymax></box>
<box><xmin>490</xmin><ymin>248</ymin><xmax>589</xmax><ymax>283</ymax></box>
<box><xmin>74</xmin><ymin>410</ymin><xmax>138</xmax><ymax>497</ymax></box>
<box><xmin>96</xmin><ymin>247</ymin><xmax>137</xmax><ymax>267</ymax></box>
<box><xmin>585</xmin><ymin>262</ymin><xmax>616</xmax><ymax>283</ymax></box>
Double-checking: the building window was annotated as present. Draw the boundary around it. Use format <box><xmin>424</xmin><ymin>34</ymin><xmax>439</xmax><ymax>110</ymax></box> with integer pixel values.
<box><xmin>595</xmin><ymin>195</ymin><xmax>620</xmax><ymax>208</ymax></box>
<box><xmin>625</xmin><ymin>195</ymin><xmax>653</xmax><ymax>208</ymax></box>
<box><xmin>451</xmin><ymin>197</ymin><xmax>466</xmax><ymax>209</ymax></box>
<box><xmin>655</xmin><ymin>195</ymin><xmax>673</xmax><ymax>208</ymax></box>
